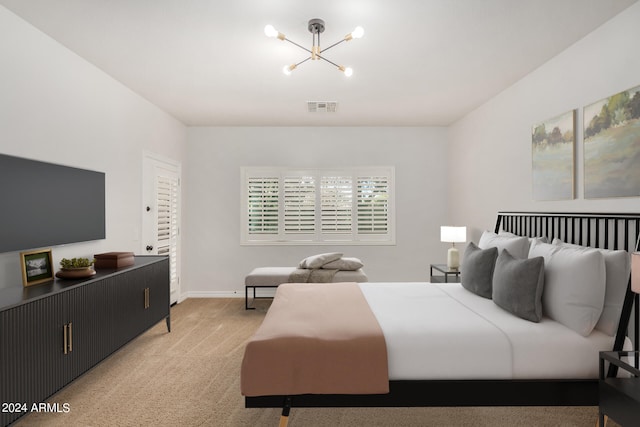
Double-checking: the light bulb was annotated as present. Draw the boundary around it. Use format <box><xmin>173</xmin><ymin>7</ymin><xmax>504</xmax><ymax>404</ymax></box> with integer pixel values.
<box><xmin>338</xmin><ymin>65</ymin><xmax>354</xmax><ymax>77</ymax></box>
<box><xmin>264</xmin><ymin>25</ymin><xmax>278</xmax><ymax>38</ymax></box>
<box><xmin>352</xmin><ymin>26</ymin><xmax>364</xmax><ymax>39</ymax></box>
<box><xmin>283</xmin><ymin>64</ymin><xmax>296</xmax><ymax>75</ymax></box>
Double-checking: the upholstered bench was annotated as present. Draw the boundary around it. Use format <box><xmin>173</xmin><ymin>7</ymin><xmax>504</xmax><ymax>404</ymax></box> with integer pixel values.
<box><xmin>244</xmin><ymin>266</ymin><xmax>368</xmax><ymax>309</ymax></box>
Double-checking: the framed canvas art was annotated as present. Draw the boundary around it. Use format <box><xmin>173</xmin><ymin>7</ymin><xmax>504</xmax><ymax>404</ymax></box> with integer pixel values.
<box><xmin>20</xmin><ymin>249</ymin><xmax>54</xmax><ymax>287</ymax></box>
<box><xmin>584</xmin><ymin>85</ymin><xmax>640</xmax><ymax>199</ymax></box>
<box><xmin>532</xmin><ymin>110</ymin><xmax>575</xmax><ymax>200</ymax></box>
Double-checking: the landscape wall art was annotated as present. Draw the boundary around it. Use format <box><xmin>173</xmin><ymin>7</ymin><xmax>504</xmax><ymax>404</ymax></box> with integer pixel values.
<box><xmin>584</xmin><ymin>84</ymin><xmax>640</xmax><ymax>199</ymax></box>
<box><xmin>532</xmin><ymin>110</ymin><xmax>575</xmax><ymax>200</ymax></box>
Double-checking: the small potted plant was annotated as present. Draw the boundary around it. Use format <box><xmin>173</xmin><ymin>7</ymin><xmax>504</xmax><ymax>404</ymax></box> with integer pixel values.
<box><xmin>56</xmin><ymin>257</ymin><xmax>97</xmax><ymax>280</ymax></box>
<box><xmin>60</xmin><ymin>257</ymin><xmax>95</xmax><ymax>271</ymax></box>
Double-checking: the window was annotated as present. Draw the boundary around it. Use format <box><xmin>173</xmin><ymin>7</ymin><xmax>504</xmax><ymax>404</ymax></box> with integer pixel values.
<box><xmin>247</xmin><ymin>176</ymin><xmax>279</xmax><ymax>235</ymax></box>
<box><xmin>241</xmin><ymin>167</ymin><xmax>395</xmax><ymax>245</ymax></box>
<box><xmin>284</xmin><ymin>175</ymin><xmax>315</xmax><ymax>234</ymax></box>
<box><xmin>321</xmin><ymin>176</ymin><xmax>352</xmax><ymax>233</ymax></box>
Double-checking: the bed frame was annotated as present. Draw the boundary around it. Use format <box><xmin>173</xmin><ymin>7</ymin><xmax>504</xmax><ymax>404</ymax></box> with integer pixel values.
<box><xmin>245</xmin><ymin>212</ymin><xmax>640</xmax><ymax>423</ymax></box>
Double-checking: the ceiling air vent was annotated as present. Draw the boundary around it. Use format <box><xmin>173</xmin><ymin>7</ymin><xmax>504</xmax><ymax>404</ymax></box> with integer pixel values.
<box><xmin>308</xmin><ymin>101</ymin><xmax>338</xmax><ymax>113</ymax></box>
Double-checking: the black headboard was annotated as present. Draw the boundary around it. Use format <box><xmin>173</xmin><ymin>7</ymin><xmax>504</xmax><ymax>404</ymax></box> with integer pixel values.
<box><xmin>496</xmin><ymin>211</ymin><xmax>640</xmax><ymax>252</ymax></box>
<box><xmin>495</xmin><ymin>211</ymin><xmax>640</xmax><ymax>372</ymax></box>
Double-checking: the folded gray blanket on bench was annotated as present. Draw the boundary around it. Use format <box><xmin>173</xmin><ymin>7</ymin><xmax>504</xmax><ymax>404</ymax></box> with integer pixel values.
<box><xmin>288</xmin><ymin>268</ymin><xmax>339</xmax><ymax>283</ymax></box>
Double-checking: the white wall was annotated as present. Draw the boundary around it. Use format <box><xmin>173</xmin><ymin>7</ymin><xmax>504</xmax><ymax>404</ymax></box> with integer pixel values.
<box><xmin>0</xmin><ymin>6</ymin><xmax>187</xmax><ymax>289</ymax></box>
<box><xmin>448</xmin><ymin>2</ymin><xmax>640</xmax><ymax>243</ymax></box>
<box><xmin>6</xmin><ymin>1</ymin><xmax>637</xmax><ymax>296</ymax></box>
<box><xmin>184</xmin><ymin>127</ymin><xmax>449</xmax><ymax>296</ymax></box>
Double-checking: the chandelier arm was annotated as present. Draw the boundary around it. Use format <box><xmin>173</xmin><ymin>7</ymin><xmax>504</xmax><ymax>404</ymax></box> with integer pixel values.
<box><xmin>283</xmin><ymin>38</ymin><xmax>313</xmax><ymax>55</ymax></box>
<box><xmin>320</xmin><ymin>38</ymin><xmax>346</xmax><ymax>53</ymax></box>
<box><xmin>316</xmin><ymin>54</ymin><xmax>340</xmax><ymax>68</ymax></box>
<box><xmin>295</xmin><ymin>57</ymin><xmax>312</xmax><ymax>67</ymax></box>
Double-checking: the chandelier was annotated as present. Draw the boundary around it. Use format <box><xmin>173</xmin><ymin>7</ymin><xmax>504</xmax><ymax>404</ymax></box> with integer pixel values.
<box><xmin>264</xmin><ymin>18</ymin><xmax>364</xmax><ymax>77</ymax></box>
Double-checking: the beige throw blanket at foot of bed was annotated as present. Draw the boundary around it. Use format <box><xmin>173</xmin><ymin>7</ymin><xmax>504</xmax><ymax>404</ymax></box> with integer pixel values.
<box><xmin>241</xmin><ymin>282</ymin><xmax>389</xmax><ymax>396</ymax></box>
<box><xmin>287</xmin><ymin>267</ymin><xmax>338</xmax><ymax>283</ymax></box>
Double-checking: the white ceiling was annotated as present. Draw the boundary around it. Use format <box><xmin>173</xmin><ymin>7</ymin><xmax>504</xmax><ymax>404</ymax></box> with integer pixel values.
<box><xmin>1</xmin><ymin>0</ymin><xmax>637</xmax><ymax>126</ymax></box>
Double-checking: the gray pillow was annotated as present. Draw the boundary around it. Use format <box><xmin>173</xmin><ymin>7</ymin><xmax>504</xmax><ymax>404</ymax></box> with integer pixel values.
<box><xmin>298</xmin><ymin>252</ymin><xmax>343</xmax><ymax>269</ymax></box>
<box><xmin>321</xmin><ymin>257</ymin><xmax>364</xmax><ymax>271</ymax></box>
<box><xmin>492</xmin><ymin>249</ymin><xmax>545</xmax><ymax>322</ymax></box>
<box><xmin>460</xmin><ymin>242</ymin><xmax>498</xmax><ymax>299</ymax></box>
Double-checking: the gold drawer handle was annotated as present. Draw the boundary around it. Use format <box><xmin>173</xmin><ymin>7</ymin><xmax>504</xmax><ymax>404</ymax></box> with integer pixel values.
<box><xmin>63</xmin><ymin>322</ymin><xmax>73</xmax><ymax>354</ymax></box>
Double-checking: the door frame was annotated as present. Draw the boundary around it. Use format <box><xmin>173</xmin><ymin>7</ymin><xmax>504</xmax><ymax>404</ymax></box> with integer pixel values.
<box><xmin>142</xmin><ymin>151</ymin><xmax>182</xmax><ymax>304</ymax></box>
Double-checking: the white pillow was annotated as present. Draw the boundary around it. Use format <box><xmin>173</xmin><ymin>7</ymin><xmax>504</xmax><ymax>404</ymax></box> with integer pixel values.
<box><xmin>499</xmin><ymin>229</ymin><xmax>549</xmax><ymax>245</ymax></box>
<box><xmin>298</xmin><ymin>252</ymin><xmax>343</xmax><ymax>269</ymax></box>
<box><xmin>552</xmin><ymin>238</ymin><xmax>630</xmax><ymax>336</ymax></box>
<box><xmin>528</xmin><ymin>240</ymin><xmax>606</xmax><ymax>336</ymax></box>
<box><xmin>321</xmin><ymin>257</ymin><xmax>364</xmax><ymax>271</ymax></box>
<box><xmin>478</xmin><ymin>231</ymin><xmax>530</xmax><ymax>259</ymax></box>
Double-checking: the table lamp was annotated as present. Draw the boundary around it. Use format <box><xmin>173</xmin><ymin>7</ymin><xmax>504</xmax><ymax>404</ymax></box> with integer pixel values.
<box><xmin>441</xmin><ymin>226</ymin><xmax>467</xmax><ymax>270</ymax></box>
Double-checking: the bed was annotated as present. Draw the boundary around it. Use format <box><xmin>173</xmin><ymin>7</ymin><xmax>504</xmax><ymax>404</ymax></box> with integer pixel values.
<box><xmin>242</xmin><ymin>212</ymin><xmax>640</xmax><ymax>425</ymax></box>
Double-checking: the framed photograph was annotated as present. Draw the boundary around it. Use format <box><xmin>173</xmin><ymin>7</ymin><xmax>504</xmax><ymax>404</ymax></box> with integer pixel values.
<box><xmin>584</xmin><ymin>84</ymin><xmax>640</xmax><ymax>198</ymax></box>
<box><xmin>531</xmin><ymin>110</ymin><xmax>575</xmax><ymax>200</ymax></box>
<box><xmin>20</xmin><ymin>249</ymin><xmax>54</xmax><ymax>287</ymax></box>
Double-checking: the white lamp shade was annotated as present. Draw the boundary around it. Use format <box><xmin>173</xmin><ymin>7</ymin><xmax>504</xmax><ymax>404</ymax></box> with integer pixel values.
<box><xmin>440</xmin><ymin>226</ymin><xmax>467</xmax><ymax>243</ymax></box>
<box><xmin>632</xmin><ymin>252</ymin><xmax>640</xmax><ymax>293</ymax></box>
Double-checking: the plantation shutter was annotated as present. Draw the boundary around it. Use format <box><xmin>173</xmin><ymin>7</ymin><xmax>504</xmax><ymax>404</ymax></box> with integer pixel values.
<box><xmin>155</xmin><ymin>174</ymin><xmax>179</xmax><ymax>297</ymax></box>
<box><xmin>321</xmin><ymin>176</ymin><xmax>353</xmax><ymax>233</ymax></box>
<box><xmin>357</xmin><ymin>176</ymin><xmax>390</xmax><ymax>234</ymax></box>
<box><xmin>283</xmin><ymin>176</ymin><xmax>316</xmax><ymax>234</ymax></box>
<box><xmin>247</xmin><ymin>177</ymin><xmax>279</xmax><ymax>234</ymax></box>
<box><xmin>241</xmin><ymin>167</ymin><xmax>394</xmax><ymax>245</ymax></box>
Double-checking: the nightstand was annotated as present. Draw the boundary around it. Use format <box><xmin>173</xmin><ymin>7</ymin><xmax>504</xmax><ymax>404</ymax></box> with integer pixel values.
<box><xmin>429</xmin><ymin>264</ymin><xmax>461</xmax><ymax>283</ymax></box>
<box><xmin>599</xmin><ymin>351</ymin><xmax>640</xmax><ymax>426</ymax></box>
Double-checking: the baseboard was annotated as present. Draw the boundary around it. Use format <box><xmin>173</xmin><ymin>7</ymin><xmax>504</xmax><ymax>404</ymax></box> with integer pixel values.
<box><xmin>186</xmin><ymin>290</ymin><xmax>245</xmax><ymax>298</ymax></box>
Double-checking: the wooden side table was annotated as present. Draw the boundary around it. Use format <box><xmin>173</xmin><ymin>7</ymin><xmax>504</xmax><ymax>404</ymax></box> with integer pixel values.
<box><xmin>429</xmin><ymin>264</ymin><xmax>461</xmax><ymax>283</ymax></box>
<box><xmin>599</xmin><ymin>351</ymin><xmax>640</xmax><ymax>426</ymax></box>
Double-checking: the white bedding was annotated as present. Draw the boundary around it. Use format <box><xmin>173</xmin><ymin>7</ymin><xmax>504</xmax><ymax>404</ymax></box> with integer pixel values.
<box><xmin>360</xmin><ymin>282</ymin><xmax>621</xmax><ymax>380</ymax></box>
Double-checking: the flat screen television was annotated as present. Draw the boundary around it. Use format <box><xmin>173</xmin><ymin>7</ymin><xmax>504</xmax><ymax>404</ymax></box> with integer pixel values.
<box><xmin>0</xmin><ymin>154</ymin><xmax>106</xmax><ymax>253</ymax></box>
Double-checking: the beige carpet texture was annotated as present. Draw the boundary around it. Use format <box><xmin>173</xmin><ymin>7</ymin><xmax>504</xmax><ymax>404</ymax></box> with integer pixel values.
<box><xmin>14</xmin><ymin>298</ymin><xmax>612</xmax><ymax>426</ymax></box>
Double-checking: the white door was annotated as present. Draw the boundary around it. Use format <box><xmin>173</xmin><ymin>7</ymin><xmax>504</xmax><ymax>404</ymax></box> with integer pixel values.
<box><xmin>142</xmin><ymin>154</ymin><xmax>181</xmax><ymax>304</ymax></box>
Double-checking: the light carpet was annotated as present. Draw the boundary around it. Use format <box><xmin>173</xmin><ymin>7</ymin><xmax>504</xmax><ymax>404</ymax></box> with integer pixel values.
<box><xmin>15</xmin><ymin>298</ymin><xmax>608</xmax><ymax>426</ymax></box>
